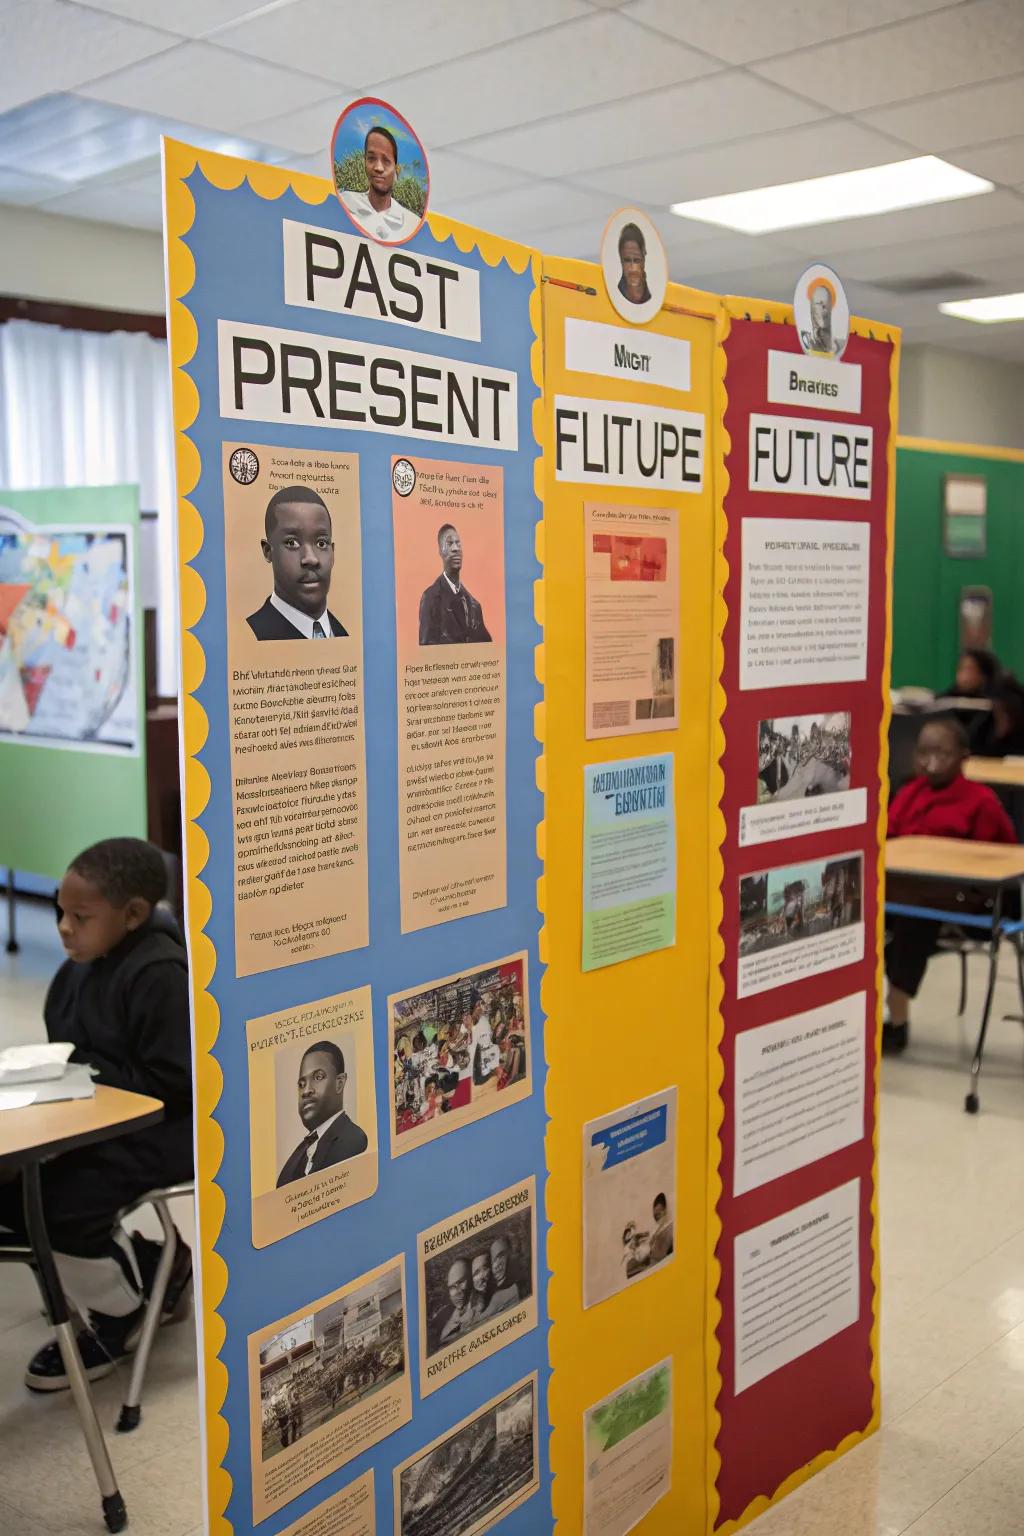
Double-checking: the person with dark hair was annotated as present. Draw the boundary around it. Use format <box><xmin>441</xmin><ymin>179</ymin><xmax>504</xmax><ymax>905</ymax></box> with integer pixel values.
<box><xmin>617</xmin><ymin>222</ymin><xmax>651</xmax><ymax>307</ymax></box>
<box><xmin>649</xmin><ymin>1192</ymin><xmax>674</xmax><ymax>1264</ymax></box>
<box><xmin>943</xmin><ymin>647</ymin><xmax>1001</xmax><ymax>700</ymax></box>
<box><xmin>439</xmin><ymin>1258</ymin><xmax>477</xmax><ymax>1343</ymax></box>
<box><xmin>481</xmin><ymin>1234</ymin><xmax>520</xmax><ymax>1317</ymax></box>
<box><xmin>970</xmin><ymin>672</ymin><xmax>1024</xmax><ymax>758</ymax></box>
<box><xmin>246</xmin><ymin>486</ymin><xmax>347</xmax><ymax>641</ymax></box>
<box><xmin>0</xmin><ymin>837</ymin><xmax>193</xmax><ymax>1390</ymax></box>
<box><xmin>884</xmin><ymin>719</ymin><xmax>1016</xmax><ymax>1054</ymax></box>
<box><xmin>339</xmin><ymin>124</ymin><xmax>420</xmax><ymax>242</ymax></box>
<box><xmin>276</xmin><ymin>1040</ymin><xmax>368</xmax><ymax>1186</ymax></box>
<box><xmin>418</xmin><ymin>523</ymin><xmax>492</xmax><ymax>645</ymax></box>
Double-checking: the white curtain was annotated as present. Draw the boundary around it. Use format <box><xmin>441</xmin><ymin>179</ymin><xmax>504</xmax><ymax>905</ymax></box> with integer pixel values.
<box><xmin>0</xmin><ymin>317</ymin><xmax>177</xmax><ymax>695</ymax></box>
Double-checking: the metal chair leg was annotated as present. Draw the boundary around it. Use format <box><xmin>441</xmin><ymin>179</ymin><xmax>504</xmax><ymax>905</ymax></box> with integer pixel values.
<box><xmin>22</xmin><ymin>1163</ymin><xmax>127</xmax><ymax>1530</ymax></box>
<box><xmin>959</xmin><ymin>949</ymin><xmax>968</xmax><ymax>1016</ymax></box>
<box><xmin>965</xmin><ymin>930</ymin><xmax>1003</xmax><ymax>1114</ymax></box>
<box><xmin>117</xmin><ymin>1199</ymin><xmax>176</xmax><ymax>1432</ymax></box>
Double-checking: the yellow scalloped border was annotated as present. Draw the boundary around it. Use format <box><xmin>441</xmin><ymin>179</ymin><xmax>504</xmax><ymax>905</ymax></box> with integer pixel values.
<box><xmin>705</xmin><ymin>298</ymin><xmax>731</xmax><ymax>1533</ymax></box>
<box><xmin>708</xmin><ymin>299</ymin><xmax>899</xmax><ymax>1534</ymax></box>
<box><xmin>162</xmin><ymin>137</ymin><xmax>544</xmax><ymax>1535</ymax></box>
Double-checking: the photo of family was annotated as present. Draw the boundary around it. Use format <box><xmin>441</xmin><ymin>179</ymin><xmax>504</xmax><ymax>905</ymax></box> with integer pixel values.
<box><xmin>427</xmin><ymin>1214</ymin><xmax>530</xmax><ymax>1350</ymax></box>
<box><xmin>739</xmin><ymin>853</ymin><xmax>863</xmax><ymax>958</ymax></box>
<box><xmin>758</xmin><ymin>713</ymin><xmax>852</xmax><ymax>805</ymax></box>
<box><xmin>257</xmin><ymin>1264</ymin><xmax>406</xmax><ymax>1465</ymax></box>
<box><xmin>583</xmin><ymin>1087</ymin><xmax>678</xmax><ymax>1310</ymax></box>
<box><xmin>394</xmin><ymin>1378</ymin><xmax>538</xmax><ymax>1536</ymax></box>
<box><xmin>418</xmin><ymin>1179</ymin><xmax>536</xmax><ymax>1395</ymax></box>
<box><xmin>390</xmin><ymin>955</ymin><xmax>530</xmax><ymax>1155</ymax></box>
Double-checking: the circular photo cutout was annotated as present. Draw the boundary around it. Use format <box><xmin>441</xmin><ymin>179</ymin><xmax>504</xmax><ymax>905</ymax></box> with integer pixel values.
<box><xmin>601</xmin><ymin>208</ymin><xmax>668</xmax><ymax>325</ymax></box>
<box><xmin>794</xmin><ymin>262</ymin><xmax>850</xmax><ymax>360</ymax></box>
<box><xmin>330</xmin><ymin>96</ymin><xmax>429</xmax><ymax>247</ymax></box>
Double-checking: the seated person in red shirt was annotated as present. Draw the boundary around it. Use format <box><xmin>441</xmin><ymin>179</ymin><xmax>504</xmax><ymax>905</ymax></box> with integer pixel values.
<box><xmin>884</xmin><ymin>719</ymin><xmax>1016</xmax><ymax>1055</ymax></box>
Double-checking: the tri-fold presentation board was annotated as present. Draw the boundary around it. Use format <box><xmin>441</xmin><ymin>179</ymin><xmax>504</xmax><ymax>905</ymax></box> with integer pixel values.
<box><xmin>164</xmin><ymin>138</ymin><xmax>897</xmax><ymax>1536</ymax></box>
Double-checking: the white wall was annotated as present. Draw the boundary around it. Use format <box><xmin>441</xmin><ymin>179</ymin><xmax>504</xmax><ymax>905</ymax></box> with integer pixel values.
<box><xmin>899</xmin><ymin>344</ymin><xmax>1024</xmax><ymax>450</ymax></box>
<box><xmin>0</xmin><ymin>205</ymin><xmax>165</xmax><ymax>314</ymax></box>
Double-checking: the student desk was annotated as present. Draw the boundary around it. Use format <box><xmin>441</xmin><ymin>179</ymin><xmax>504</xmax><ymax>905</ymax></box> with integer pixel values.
<box><xmin>885</xmin><ymin>836</ymin><xmax>1024</xmax><ymax>1114</ymax></box>
<box><xmin>964</xmin><ymin>757</ymin><xmax>1024</xmax><ymax>838</ymax></box>
<box><xmin>0</xmin><ymin>1086</ymin><xmax>164</xmax><ymax>1532</ymax></box>
<box><xmin>964</xmin><ymin>757</ymin><xmax>1024</xmax><ymax>789</ymax></box>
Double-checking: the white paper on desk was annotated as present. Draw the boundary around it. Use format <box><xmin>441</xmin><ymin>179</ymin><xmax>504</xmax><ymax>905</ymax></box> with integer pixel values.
<box><xmin>0</xmin><ymin>1089</ymin><xmax>39</xmax><ymax>1111</ymax></box>
<box><xmin>24</xmin><ymin>1063</ymin><xmax>97</xmax><ymax>1104</ymax></box>
<box><xmin>0</xmin><ymin>1042</ymin><xmax>75</xmax><ymax>1083</ymax></box>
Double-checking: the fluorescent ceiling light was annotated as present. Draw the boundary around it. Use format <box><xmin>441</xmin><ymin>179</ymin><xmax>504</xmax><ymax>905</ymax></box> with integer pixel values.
<box><xmin>669</xmin><ymin>156</ymin><xmax>993</xmax><ymax>234</ymax></box>
<box><xmin>939</xmin><ymin>292</ymin><xmax>1024</xmax><ymax>324</ymax></box>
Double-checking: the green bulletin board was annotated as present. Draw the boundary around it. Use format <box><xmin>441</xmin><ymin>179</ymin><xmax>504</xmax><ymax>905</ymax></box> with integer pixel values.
<box><xmin>892</xmin><ymin>444</ymin><xmax>1024</xmax><ymax>691</ymax></box>
<box><xmin>0</xmin><ymin>484</ymin><xmax>146</xmax><ymax>879</ymax></box>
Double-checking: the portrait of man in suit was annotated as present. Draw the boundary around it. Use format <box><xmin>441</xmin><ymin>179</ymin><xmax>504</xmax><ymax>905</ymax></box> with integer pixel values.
<box><xmin>247</xmin><ymin>485</ymin><xmax>348</xmax><ymax>641</ymax></box>
<box><xmin>276</xmin><ymin>1040</ymin><xmax>368</xmax><ymax>1187</ymax></box>
<box><xmin>418</xmin><ymin>523</ymin><xmax>492</xmax><ymax>645</ymax></box>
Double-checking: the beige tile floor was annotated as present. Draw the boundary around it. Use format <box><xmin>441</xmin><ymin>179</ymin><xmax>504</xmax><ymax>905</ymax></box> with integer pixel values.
<box><xmin>3</xmin><ymin>896</ymin><xmax>1024</xmax><ymax>1534</ymax></box>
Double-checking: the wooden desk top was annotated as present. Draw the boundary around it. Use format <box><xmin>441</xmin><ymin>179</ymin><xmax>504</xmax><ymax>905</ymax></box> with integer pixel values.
<box><xmin>0</xmin><ymin>1085</ymin><xmax>164</xmax><ymax>1170</ymax></box>
<box><xmin>886</xmin><ymin>836</ymin><xmax>1024</xmax><ymax>883</ymax></box>
<box><xmin>964</xmin><ymin>756</ymin><xmax>1024</xmax><ymax>788</ymax></box>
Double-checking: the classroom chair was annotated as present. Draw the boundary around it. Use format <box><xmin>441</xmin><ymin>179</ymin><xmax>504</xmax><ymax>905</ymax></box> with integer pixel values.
<box><xmin>115</xmin><ymin>1181</ymin><xmax>196</xmax><ymax>1432</ymax></box>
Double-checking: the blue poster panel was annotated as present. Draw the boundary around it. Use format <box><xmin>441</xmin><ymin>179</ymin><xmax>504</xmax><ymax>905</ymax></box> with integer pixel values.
<box><xmin>165</xmin><ymin>141</ymin><xmax>546</xmax><ymax>1536</ymax></box>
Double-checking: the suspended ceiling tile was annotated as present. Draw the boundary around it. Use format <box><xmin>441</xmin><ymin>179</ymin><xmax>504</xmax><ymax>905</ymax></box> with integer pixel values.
<box><xmin>625</xmin><ymin>0</ymin><xmax>957</xmax><ymax>67</ymax></box>
<box><xmin>240</xmin><ymin>94</ymin><xmax>350</xmax><ymax>156</ymax></box>
<box><xmin>367</xmin><ymin>11</ymin><xmax>717</xmax><ymax>147</ymax></box>
<box><xmin>948</xmin><ymin>138</ymin><xmax>1024</xmax><ymax>189</ymax></box>
<box><xmin>36</xmin><ymin>170</ymin><xmax>164</xmax><ymax>229</ymax></box>
<box><xmin>417</xmin><ymin>149</ymin><xmax>532</xmax><ymax>210</ymax></box>
<box><xmin>862</xmin><ymin>75</ymin><xmax>1024</xmax><ymax>154</ymax></box>
<box><xmin>440</xmin><ymin>180</ymin><xmax>625</xmax><ymax>240</ymax></box>
<box><xmin>460</xmin><ymin>71</ymin><xmax>823</xmax><ymax>179</ymax></box>
<box><xmin>0</xmin><ymin>165</ymin><xmax>63</xmax><ymax>205</ymax></box>
<box><xmin>61</xmin><ymin>0</ymin><xmax>287</xmax><ymax>39</ymax></box>
<box><xmin>75</xmin><ymin>39</ymin><xmax>338</xmax><ymax>132</ymax></box>
<box><xmin>672</xmin><ymin>235</ymin><xmax>804</xmax><ymax>283</ymax></box>
<box><xmin>752</xmin><ymin>0</ymin><xmax>1024</xmax><ymax>113</ymax></box>
<box><xmin>573</xmin><ymin>117</ymin><xmax>905</xmax><ymax>205</ymax></box>
<box><xmin>0</xmin><ymin>0</ymin><xmax>177</xmax><ymax>114</ymax></box>
<box><xmin>843</xmin><ymin>220</ymin><xmax>1024</xmax><ymax>283</ymax></box>
<box><xmin>215</xmin><ymin>0</ymin><xmax>590</xmax><ymax>84</ymax></box>
<box><xmin>775</xmin><ymin>189</ymin><xmax>1024</xmax><ymax>258</ymax></box>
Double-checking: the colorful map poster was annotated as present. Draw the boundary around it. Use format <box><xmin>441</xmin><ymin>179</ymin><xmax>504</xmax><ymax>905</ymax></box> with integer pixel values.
<box><xmin>0</xmin><ymin>506</ymin><xmax>137</xmax><ymax>752</ymax></box>
<box><xmin>0</xmin><ymin>486</ymin><xmax>145</xmax><ymax>879</ymax></box>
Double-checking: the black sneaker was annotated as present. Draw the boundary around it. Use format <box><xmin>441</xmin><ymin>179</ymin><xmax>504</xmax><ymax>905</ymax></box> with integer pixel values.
<box><xmin>129</xmin><ymin>1229</ymin><xmax>193</xmax><ymax>1323</ymax></box>
<box><xmin>25</xmin><ymin>1305</ymin><xmax>145</xmax><ymax>1393</ymax></box>
<box><xmin>882</xmin><ymin>1020</ymin><xmax>909</xmax><ymax>1055</ymax></box>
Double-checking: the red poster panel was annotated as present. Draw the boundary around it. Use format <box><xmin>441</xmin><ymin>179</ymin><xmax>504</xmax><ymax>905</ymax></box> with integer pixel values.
<box><xmin>713</xmin><ymin>312</ymin><xmax>896</xmax><ymax>1525</ymax></box>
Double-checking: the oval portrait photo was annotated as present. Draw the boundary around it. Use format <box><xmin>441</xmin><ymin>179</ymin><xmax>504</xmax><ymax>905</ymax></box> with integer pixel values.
<box><xmin>330</xmin><ymin>96</ymin><xmax>429</xmax><ymax>247</ymax></box>
<box><xmin>793</xmin><ymin>261</ymin><xmax>850</xmax><ymax>360</ymax></box>
<box><xmin>601</xmin><ymin>208</ymin><xmax>668</xmax><ymax>326</ymax></box>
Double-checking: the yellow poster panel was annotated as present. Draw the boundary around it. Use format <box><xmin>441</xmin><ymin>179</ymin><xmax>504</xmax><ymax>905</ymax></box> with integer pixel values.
<box><xmin>540</xmin><ymin>259</ymin><xmax>718</xmax><ymax>1536</ymax></box>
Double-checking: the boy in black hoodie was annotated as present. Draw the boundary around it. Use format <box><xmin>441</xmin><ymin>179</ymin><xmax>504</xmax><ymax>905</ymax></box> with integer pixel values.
<box><xmin>0</xmin><ymin>838</ymin><xmax>193</xmax><ymax>1390</ymax></box>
